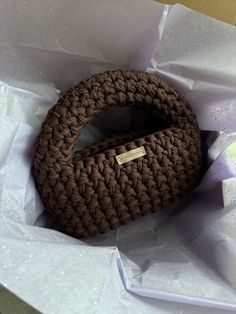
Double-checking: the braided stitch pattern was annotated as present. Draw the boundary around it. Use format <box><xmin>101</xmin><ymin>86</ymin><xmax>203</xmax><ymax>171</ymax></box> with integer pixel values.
<box><xmin>33</xmin><ymin>70</ymin><xmax>203</xmax><ymax>238</ymax></box>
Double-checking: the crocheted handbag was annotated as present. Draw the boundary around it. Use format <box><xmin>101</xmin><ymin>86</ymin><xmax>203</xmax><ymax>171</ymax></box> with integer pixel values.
<box><xmin>33</xmin><ymin>70</ymin><xmax>203</xmax><ymax>238</ymax></box>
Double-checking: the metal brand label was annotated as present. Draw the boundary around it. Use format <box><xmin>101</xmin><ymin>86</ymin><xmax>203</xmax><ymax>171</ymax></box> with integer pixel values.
<box><xmin>115</xmin><ymin>146</ymin><xmax>146</xmax><ymax>165</ymax></box>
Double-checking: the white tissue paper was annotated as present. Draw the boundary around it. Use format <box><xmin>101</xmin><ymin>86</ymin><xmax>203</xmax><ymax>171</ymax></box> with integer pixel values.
<box><xmin>1</xmin><ymin>1</ymin><xmax>236</xmax><ymax>313</ymax></box>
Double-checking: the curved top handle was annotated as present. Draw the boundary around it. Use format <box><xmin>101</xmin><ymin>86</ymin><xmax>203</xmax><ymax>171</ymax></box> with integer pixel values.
<box><xmin>39</xmin><ymin>70</ymin><xmax>199</xmax><ymax>159</ymax></box>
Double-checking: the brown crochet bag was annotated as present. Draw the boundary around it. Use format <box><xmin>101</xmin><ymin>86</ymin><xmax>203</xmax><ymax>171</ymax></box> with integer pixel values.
<box><xmin>33</xmin><ymin>70</ymin><xmax>203</xmax><ymax>238</ymax></box>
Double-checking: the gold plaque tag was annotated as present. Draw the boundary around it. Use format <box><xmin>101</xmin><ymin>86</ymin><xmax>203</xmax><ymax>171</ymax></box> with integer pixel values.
<box><xmin>115</xmin><ymin>146</ymin><xmax>146</xmax><ymax>165</ymax></box>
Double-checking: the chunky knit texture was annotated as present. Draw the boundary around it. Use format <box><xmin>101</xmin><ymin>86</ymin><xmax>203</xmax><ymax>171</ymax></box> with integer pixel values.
<box><xmin>33</xmin><ymin>70</ymin><xmax>203</xmax><ymax>238</ymax></box>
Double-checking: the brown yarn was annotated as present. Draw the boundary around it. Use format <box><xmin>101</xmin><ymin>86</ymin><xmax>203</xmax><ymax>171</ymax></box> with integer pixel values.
<box><xmin>33</xmin><ymin>70</ymin><xmax>203</xmax><ymax>238</ymax></box>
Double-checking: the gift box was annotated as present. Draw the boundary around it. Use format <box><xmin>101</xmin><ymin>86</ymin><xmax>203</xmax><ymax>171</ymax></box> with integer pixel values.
<box><xmin>159</xmin><ymin>0</ymin><xmax>236</xmax><ymax>25</ymax></box>
<box><xmin>1</xmin><ymin>1</ymin><xmax>236</xmax><ymax>313</ymax></box>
